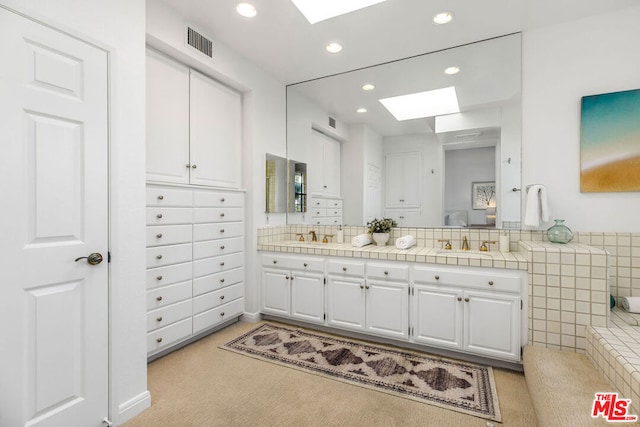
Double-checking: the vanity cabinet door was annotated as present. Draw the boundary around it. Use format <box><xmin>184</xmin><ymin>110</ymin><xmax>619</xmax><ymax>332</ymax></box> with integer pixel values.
<box><xmin>464</xmin><ymin>290</ymin><xmax>520</xmax><ymax>361</ymax></box>
<box><xmin>262</xmin><ymin>268</ymin><xmax>291</xmax><ymax>317</ymax></box>
<box><xmin>366</xmin><ymin>280</ymin><xmax>408</xmax><ymax>340</ymax></box>
<box><xmin>412</xmin><ymin>284</ymin><xmax>463</xmax><ymax>351</ymax></box>
<box><xmin>291</xmin><ymin>272</ymin><xmax>325</xmax><ymax>324</ymax></box>
<box><xmin>327</xmin><ymin>276</ymin><xmax>365</xmax><ymax>332</ymax></box>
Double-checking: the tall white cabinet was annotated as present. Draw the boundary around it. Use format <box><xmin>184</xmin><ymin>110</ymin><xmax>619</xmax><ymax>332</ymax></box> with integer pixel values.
<box><xmin>145</xmin><ymin>48</ymin><xmax>244</xmax><ymax>358</ymax></box>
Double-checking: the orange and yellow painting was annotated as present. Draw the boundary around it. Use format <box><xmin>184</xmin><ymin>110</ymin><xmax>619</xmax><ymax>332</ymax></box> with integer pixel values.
<box><xmin>580</xmin><ymin>89</ymin><xmax>640</xmax><ymax>192</ymax></box>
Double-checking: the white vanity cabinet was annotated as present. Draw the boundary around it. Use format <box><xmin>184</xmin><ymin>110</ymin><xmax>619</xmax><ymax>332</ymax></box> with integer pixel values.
<box><xmin>310</xmin><ymin>198</ymin><xmax>343</xmax><ymax>226</ymax></box>
<box><xmin>261</xmin><ymin>254</ymin><xmax>325</xmax><ymax>324</ymax></box>
<box><xmin>412</xmin><ymin>265</ymin><xmax>524</xmax><ymax>362</ymax></box>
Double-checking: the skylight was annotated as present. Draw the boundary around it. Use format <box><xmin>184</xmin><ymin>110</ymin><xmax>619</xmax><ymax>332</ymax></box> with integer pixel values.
<box><xmin>379</xmin><ymin>87</ymin><xmax>460</xmax><ymax>121</ymax></box>
<box><xmin>291</xmin><ymin>0</ymin><xmax>388</xmax><ymax>24</ymax></box>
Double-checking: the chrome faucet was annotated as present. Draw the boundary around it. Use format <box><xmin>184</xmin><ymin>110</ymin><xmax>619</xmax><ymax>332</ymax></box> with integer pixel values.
<box><xmin>461</xmin><ymin>236</ymin><xmax>469</xmax><ymax>251</ymax></box>
<box><xmin>309</xmin><ymin>230</ymin><xmax>317</xmax><ymax>242</ymax></box>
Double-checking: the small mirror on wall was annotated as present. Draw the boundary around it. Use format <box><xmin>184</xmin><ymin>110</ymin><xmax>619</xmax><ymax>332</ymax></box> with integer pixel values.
<box><xmin>288</xmin><ymin>159</ymin><xmax>307</xmax><ymax>213</ymax></box>
<box><xmin>265</xmin><ymin>153</ymin><xmax>288</xmax><ymax>213</ymax></box>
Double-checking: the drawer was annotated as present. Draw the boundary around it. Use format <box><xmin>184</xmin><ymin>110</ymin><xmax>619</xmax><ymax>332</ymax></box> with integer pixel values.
<box><xmin>193</xmin><ymin>190</ymin><xmax>244</xmax><ymax>208</ymax></box>
<box><xmin>193</xmin><ymin>252</ymin><xmax>244</xmax><ymax>278</ymax></box>
<box><xmin>147</xmin><ymin>299</ymin><xmax>192</xmax><ymax>332</ymax></box>
<box><xmin>146</xmin><ymin>187</ymin><xmax>192</xmax><ymax>207</ymax></box>
<box><xmin>193</xmin><ymin>237</ymin><xmax>244</xmax><ymax>260</ymax></box>
<box><xmin>147</xmin><ymin>318</ymin><xmax>192</xmax><ymax>354</ymax></box>
<box><xmin>146</xmin><ymin>224</ymin><xmax>192</xmax><ymax>247</ymax></box>
<box><xmin>193</xmin><ymin>207</ymin><xmax>244</xmax><ymax>223</ymax></box>
<box><xmin>328</xmin><ymin>259</ymin><xmax>365</xmax><ymax>277</ymax></box>
<box><xmin>312</xmin><ymin>217</ymin><xmax>342</xmax><ymax>226</ymax></box>
<box><xmin>413</xmin><ymin>266</ymin><xmax>522</xmax><ymax>293</ymax></box>
<box><xmin>193</xmin><ymin>298</ymin><xmax>244</xmax><ymax>334</ymax></box>
<box><xmin>193</xmin><ymin>283</ymin><xmax>243</xmax><ymax>314</ymax></box>
<box><xmin>367</xmin><ymin>262</ymin><xmax>409</xmax><ymax>281</ymax></box>
<box><xmin>326</xmin><ymin>199</ymin><xmax>343</xmax><ymax>209</ymax></box>
<box><xmin>310</xmin><ymin>199</ymin><xmax>327</xmax><ymax>209</ymax></box>
<box><xmin>147</xmin><ymin>207</ymin><xmax>192</xmax><ymax>225</ymax></box>
<box><xmin>193</xmin><ymin>222</ymin><xmax>243</xmax><ymax>241</ymax></box>
<box><xmin>326</xmin><ymin>208</ymin><xmax>343</xmax><ymax>217</ymax></box>
<box><xmin>146</xmin><ymin>243</ymin><xmax>192</xmax><ymax>268</ymax></box>
<box><xmin>311</xmin><ymin>208</ymin><xmax>326</xmax><ymax>218</ymax></box>
<box><xmin>262</xmin><ymin>254</ymin><xmax>324</xmax><ymax>272</ymax></box>
<box><xmin>147</xmin><ymin>280</ymin><xmax>192</xmax><ymax>310</ymax></box>
<box><xmin>146</xmin><ymin>262</ymin><xmax>192</xmax><ymax>289</ymax></box>
<box><xmin>193</xmin><ymin>267</ymin><xmax>244</xmax><ymax>297</ymax></box>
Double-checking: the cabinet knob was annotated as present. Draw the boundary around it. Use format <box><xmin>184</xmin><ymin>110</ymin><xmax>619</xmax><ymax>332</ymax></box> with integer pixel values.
<box><xmin>220</xmin><ymin>312</ymin><xmax>225</xmax><ymax>317</ymax></box>
<box><xmin>220</xmin><ymin>213</ymin><xmax>225</xmax><ymax>217</ymax></box>
<box><xmin>156</xmin><ymin>296</ymin><xmax>163</xmax><ymax>301</ymax></box>
<box><xmin>220</xmin><ymin>278</ymin><xmax>225</xmax><ymax>283</ymax></box>
<box><xmin>343</xmin><ymin>267</ymin><xmax>347</xmax><ymax>272</ymax></box>
<box><xmin>464</xmin><ymin>297</ymin><xmax>470</xmax><ymax>302</ymax></box>
<box><xmin>157</xmin><ymin>316</ymin><xmax>163</xmax><ymax>322</ymax></box>
<box><xmin>220</xmin><ymin>245</ymin><xmax>225</xmax><ymax>250</ymax></box>
<box><xmin>220</xmin><ymin>229</ymin><xmax>225</xmax><ymax>233</ymax></box>
<box><xmin>157</xmin><ymin>195</ymin><xmax>164</xmax><ymax>200</ymax></box>
<box><xmin>290</xmin><ymin>276</ymin><xmax>294</xmax><ymax>281</ymax></box>
<box><xmin>220</xmin><ymin>262</ymin><xmax>225</xmax><ymax>267</ymax></box>
<box><xmin>220</xmin><ymin>198</ymin><xmax>225</xmax><ymax>202</ymax></box>
<box><xmin>186</xmin><ymin>164</ymin><xmax>191</xmax><ymax>168</ymax></box>
<box><xmin>488</xmin><ymin>280</ymin><xmax>494</xmax><ymax>286</ymax></box>
<box><xmin>360</xmin><ymin>284</ymin><xmax>364</xmax><ymax>289</ymax></box>
<box><xmin>285</xmin><ymin>275</ymin><xmax>290</xmax><ymax>280</ymax></box>
<box><xmin>303</xmin><ymin>263</ymin><xmax>308</xmax><ymax>267</ymax></box>
<box><xmin>156</xmin><ymin>233</ymin><xmax>163</xmax><ymax>238</ymax></box>
<box><xmin>157</xmin><ymin>275</ymin><xmax>163</xmax><ymax>281</ymax></box>
<box><xmin>156</xmin><ymin>254</ymin><xmax>163</xmax><ymax>260</ymax></box>
<box><xmin>384</xmin><ymin>271</ymin><xmax>389</xmax><ymax>275</ymax></box>
<box><xmin>457</xmin><ymin>297</ymin><xmax>462</xmax><ymax>301</ymax></box>
<box><xmin>156</xmin><ymin>337</ymin><xmax>163</xmax><ymax>343</ymax></box>
<box><xmin>273</xmin><ymin>260</ymin><xmax>277</xmax><ymax>264</ymax></box>
<box><xmin>434</xmin><ymin>275</ymin><xmax>440</xmax><ymax>280</ymax></box>
<box><xmin>191</xmin><ymin>164</ymin><xmax>197</xmax><ymax>169</ymax></box>
<box><xmin>156</xmin><ymin>214</ymin><xmax>163</xmax><ymax>219</ymax></box>
<box><xmin>323</xmin><ymin>185</ymin><xmax>327</xmax><ymax>188</ymax></box>
<box><xmin>220</xmin><ymin>295</ymin><xmax>225</xmax><ymax>300</ymax></box>
<box><xmin>365</xmin><ymin>285</ymin><xmax>370</xmax><ymax>290</ymax></box>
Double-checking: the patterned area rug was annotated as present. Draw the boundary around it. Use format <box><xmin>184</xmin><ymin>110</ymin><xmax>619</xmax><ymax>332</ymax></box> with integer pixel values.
<box><xmin>221</xmin><ymin>323</ymin><xmax>501</xmax><ymax>422</ymax></box>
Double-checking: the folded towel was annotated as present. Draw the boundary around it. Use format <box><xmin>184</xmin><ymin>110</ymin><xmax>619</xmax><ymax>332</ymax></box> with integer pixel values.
<box><xmin>621</xmin><ymin>296</ymin><xmax>640</xmax><ymax>313</ymax></box>
<box><xmin>395</xmin><ymin>235</ymin><xmax>416</xmax><ymax>250</ymax></box>
<box><xmin>351</xmin><ymin>234</ymin><xmax>372</xmax><ymax>248</ymax></box>
<box><xmin>524</xmin><ymin>184</ymin><xmax>549</xmax><ymax>227</ymax></box>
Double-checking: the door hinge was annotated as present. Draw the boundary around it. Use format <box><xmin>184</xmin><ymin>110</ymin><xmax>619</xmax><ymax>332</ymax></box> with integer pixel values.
<box><xmin>324</xmin><ymin>277</ymin><xmax>326</xmax><ymax>285</ymax></box>
<box><xmin>521</xmin><ymin>299</ymin><xmax>523</xmax><ymax>310</ymax></box>
<box><xmin>323</xmin><ymin>313</ymin><xmax>326</xmax><ymax>321</ymax></box>
<box><xmin>108</xmin><ymin>251</ymin><xmax>111</xmax><ymax>263</ymax></box>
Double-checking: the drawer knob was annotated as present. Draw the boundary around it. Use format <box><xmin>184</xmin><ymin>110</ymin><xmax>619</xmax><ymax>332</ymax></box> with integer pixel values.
<box><xmin>220</xmin><ymin>229</ymin><xmax>225</xmax><ymax>233</ymax></box>
<box><xmin>220</xmin><ymin>245</ymin><xmax>225</xmax><ymax>250</ymax></box>
<box><xmin>365</xmin><ymin>284</ymin><xmax>370</xmax><ymax>290</ymax></box>
<box><xmin>157</xmin><ymin>275</ymin><xmax>163</xmax><ymax>281</ymax></box>
<box><xmin>156</xmin><ymin>233</ymin><xmax>163</xmax><ymax>238</ymax></box>
<box><xmin>435</xmin><ymin>275</ymin><xmax>440</xmax><ymax>280</ymax></box>
<box><xmin>220</xmin><ymin>278</ymin><xmax>225</xmax><ymax>283</ymax></box>
<box><xmin>285</xmin><ymin>275</ymin><xmax>290</xmax><ymax>280</ymax></box>
<box><xmin>156</xmin><ymin>337</ymin><xmax>163</xmax><ymax>343</ymax></box>
<box><xmin>220</xmin><ymin>262</ymin><xmax>225</xmax><ymax>267</ymax></box>
<box><xmin>303</xmin><ymin>263</ymin><xmax>308</xmax><ymax>267</ymax></box>
<box><xmin>156</xmin><ymin>255</ymin><xmax>163</xmax><ymax>260</ymax></box>
<box><xmin>220</xmin><ymin>295</ymin><xmax>225</xmax><ymax>300</ymax></box>
<box><xmin>384</xmin><ymin>271</ymin><xmax>389</xmax><ymax>275</ymax></box>
<box><xmin>186</xmin><ymin>164</ymin><xmax>191</xmax><ymax>168</ymax></box>
<box><xmin>158</xmin><ymin>195</ymin><xmax>164</xmax><ymax>200</ymax></box>
<box><xmin>156</xmin><ymin>296</ymin><xmax>163</xmax><ymax>301</ymax></box>
<box><xmin>464</xmin><ymin>297</ymin><xmax>470</xmax><ymax>302</ymax></box>
<box><xmin>488</xmin><ymin>280</ymin><xmax>494</xmax><ymax>286</ymax></box>
<box><xmin>220</xmin><ymin>213</ymin><xmax>225</xmax><ymax>217</ymax></box>
<box><xmin>220</xmin><ymin>198</ymin><xmax>225</xmax><ymax>202</ymax></box>
<box><xmin>220</xmin><ymin>312</ymin><xmax>225</xmax><ymax>317</ymax></box>
<box><xmin>157</xmin><ymin>316</ymin><xmax>163</xmax><ymax>322</ymax></box>
<box><xmin>156</xmin><ymin>214</ymin><xmax>163</xmax><ymax>219</ymax></box>
<box><xmin>343</xmin><ymin>267</ymin><xmax>347</xmax><ymax>272</ymax></box>
<box><xmin>191</xmin><ymin>164</ymin><xmax>197</xmax><ymax>169</ymax></box>
<box><xmin>457</xmin><ymin>297</ymin><xmax>462</xmax><ymax>301</ymax></box>
<box><xmin>273</xmin><ymin>260</ymin><xmax>277</xmax><ymax>264</ymax></box>
<box><xmin>359</xmin><ymin>284</ymin><xmax>364</xmax><ymax>289</ymax></box>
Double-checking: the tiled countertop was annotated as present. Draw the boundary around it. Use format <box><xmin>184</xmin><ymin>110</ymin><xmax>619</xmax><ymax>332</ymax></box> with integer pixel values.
<box><xmin>257</xmin><ymin>241</ymin><xmax>529</xmax><ymax>270</ymax></box>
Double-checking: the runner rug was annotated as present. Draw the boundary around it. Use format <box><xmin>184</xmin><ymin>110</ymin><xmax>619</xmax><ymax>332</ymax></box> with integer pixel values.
<box><xmin>221</xmin><ymin>323</ymin><xmax>501</xmax><ymax>422</ymax></box>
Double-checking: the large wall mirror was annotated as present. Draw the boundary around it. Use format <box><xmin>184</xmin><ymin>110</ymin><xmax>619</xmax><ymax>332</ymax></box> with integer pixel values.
<box><xmin>286</xmin><ymin>33</ymin><xmax>522</xmax><ymax>229</ymax></box>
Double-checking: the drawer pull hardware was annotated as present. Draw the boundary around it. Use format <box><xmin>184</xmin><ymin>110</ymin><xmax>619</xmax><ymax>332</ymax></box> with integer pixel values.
<box><xmin>156</xmin><ymin>296</ymin><xmax>163</xmax><ymax>301</ymax></box>
<box><xmin>220</xmin><ymin>245</ymin><xmax>225</xmax><ymax>250</ymax></box>
<box><xmin>303</xmin><ymin>263</ymin><xmax>308</xmax><ymax>267</ymax></box>
<box><xmin>186</xmin><ymin>164</ymin><xmax>191</xmax><ymax>168</ymax></box>
<box><xmin>285</xmin><ymin>275</ymin><xmax>289</xmax><ymax>279</ymax></box>
<box><xmin>156</xmin><ymin>214</ymin><xmax>163</xmax><ymax>219</ymax></box>
<box><xmin>220</xmin><ymin>229</ymin><xmax>225</xmax><ymax>233</ymax></box>
<box><xmin>220</xmin><ymin>262</ymin><xmax>225</xmax><ymax>266</ymax></box>
<box><xmin>156</xmin><ymin>233</ymin><xmax>163</xmax><ymax>238</ymax></box>
<box><xmin>156</xmin><ymin>337</ymin><xmax>163</xmax><ymax>343</ymax></box>
<box><xmin>365</xmin><ymin>285</ymin><xmax>370</xmax><ymax>289</ymax></box>
<box><xmin>384</xmin><ymin>271</ymin><xmax>389</xmax><ymax>275</ymax></box>
<box><xmin>220</xmin><ymin>213</ymin><xmax>225</xmax><ymax>217</ymax></box>
<box><xmin>343</xmin><ymin>267</ymin><xmax>347</xmax><ymax>272</ymax></box>
<box><xmin>435</xmin><ymin>275</ymin><xmax>440</xmax><ymax>280</ymax></box>
<box><xmin>273</xmin><ymin>260</ymin><xmax>277</xmax><ymax>264</ymax></box>
<box><xmin>157</xmin><ymin>275</ymin><xmax>163</xmax><ymax>281</ymax></box>
<box><xmin>157</xmin><ymin>316</ymin><xmax>163</xmax><ymax>322</ymax></box>
<box><xmin>360</xmin><ymin>284</ymin><xmax>364</xmax><ymax>289</ymax></box>
<box><xmin>464</xmin><ymin>297</ymin><xmax>470</xmax><ymax>302</ymax></box>
<box><xmin>156</xmin><ymin>255</ymin><xmax>163</xmax><ymax>260</ymax></box>
<box><xmin>220</xmin><ymin>278</ymin><xmax>225</xmax><ymax>283</ymax></box>
<box><xmin>457</xmin><ymin>297</ymin><xmax>462</xmax><ymax>301</ymax></box>
<box><xmin>157</xmin><ymin>195</ymin><xmax>164</xmax><ymax>200</ymax></box>
<box><xmin>191</xmin><ymin>164</ymin><xmax>197</xmax><ymax>169</ymax></box>
<box><xmin>220</xmin><ymin>312</ymin><xmax>225</xmax><ymax>317</ymax></box>
<box><xmin>488</xmin><ymin>280</ymin><xmax>494</xmax><ymax>285</ymax></box>
<box><xmin>221</xmin><ymin>198</ymin><xmax>225</xmax><ymax>202</ymax></box>
<box><xmin>220</xmin><ymin>295</ymin><xmax>225</xmax><ymax>300</ymax></box>
<box><xmin>290</xmin><ymin>276</ymin><xmax>294</xmax><ymax>280</ymax></box>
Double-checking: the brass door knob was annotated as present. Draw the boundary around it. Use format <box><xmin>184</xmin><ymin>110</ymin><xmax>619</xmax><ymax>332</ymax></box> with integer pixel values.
<box><xmin>74</xmin><ymin>252</ymin><xmax>104</xmax><ymax>265</ymax></box>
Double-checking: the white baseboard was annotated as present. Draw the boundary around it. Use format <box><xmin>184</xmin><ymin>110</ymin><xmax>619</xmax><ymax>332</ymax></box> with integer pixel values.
<box><xmin>241</xmin><ymin>311</ymin><xmax>262</xmax><ymax>323</ymax></box>
<box><xmin>117</xmin><ymin>390</ymin><xmax>151</xmax><ymax>425</ymax></box>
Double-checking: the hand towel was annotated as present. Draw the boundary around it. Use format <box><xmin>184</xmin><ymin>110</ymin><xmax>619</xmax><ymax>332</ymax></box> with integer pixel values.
<box><xmin>351</xmin><ymin>234</ymin><xmax>372</xmax><ymax>248</ymax></box>
<box><xmin>395</xmin><ymin>235</ymin><xmax>416</xmax><ymax>250</ymax></box>
<box><xmin>621</xmin><ymin>296</ymin><xmax>640</xmax><ymax>313</ymax></box>
<box><xmin>524</xmin><ymin>184</ymin><xmax>549</xmax><ymax>227</ymax></box>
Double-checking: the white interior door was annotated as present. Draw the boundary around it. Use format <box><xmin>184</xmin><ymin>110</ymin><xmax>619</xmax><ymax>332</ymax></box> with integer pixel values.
<box><xmin>0</xmin><ymin>7</ymin><xmax>109</xmax><ymax>427</ymax></box>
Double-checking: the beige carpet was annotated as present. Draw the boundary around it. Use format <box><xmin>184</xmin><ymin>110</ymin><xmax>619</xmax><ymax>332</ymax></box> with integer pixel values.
<box><xmin>125</xmin><ymin>321</ymin><xmax>537</xmax><ymax>427</ymax></box>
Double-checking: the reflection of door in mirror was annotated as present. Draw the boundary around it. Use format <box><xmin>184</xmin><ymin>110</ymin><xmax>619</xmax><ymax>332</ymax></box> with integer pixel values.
<box><xmin>265</xmin><ymin>154</ymin><xmax>288</xmax><ymax>213</ymax></box>
<box><xmin>288</xmin><ymin>160</ymin><xmax>307</xmax><ymax>213</ymax></box>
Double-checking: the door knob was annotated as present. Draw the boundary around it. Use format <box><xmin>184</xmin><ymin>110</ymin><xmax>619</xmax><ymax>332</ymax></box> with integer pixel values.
<box><xmin>74</xmin><ymin>252</ymin><xmax>103</xmax><ymax>265</ymax></box>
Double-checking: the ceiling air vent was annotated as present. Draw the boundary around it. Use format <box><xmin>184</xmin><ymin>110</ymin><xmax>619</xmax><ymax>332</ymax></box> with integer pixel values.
<box><xmin>328</xmin><ymin>116</ymin><xmax>336</xmax><ymax>129</ymax></box>
<box><xmin>187</xmin><ymin>26</ymin><xmax>213</xmax><ymax>58</ymax></box>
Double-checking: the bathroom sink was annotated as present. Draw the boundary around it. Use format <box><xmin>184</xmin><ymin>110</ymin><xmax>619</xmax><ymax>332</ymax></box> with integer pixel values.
<box><xmin>434</xmin><ymin>249</ymin><xmax>495</xmax><ymax>259</ymax></box>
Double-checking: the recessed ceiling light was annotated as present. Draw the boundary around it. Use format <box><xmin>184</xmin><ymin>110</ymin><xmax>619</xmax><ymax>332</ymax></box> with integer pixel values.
<box><xmin>236</xmin><ymin>2</ymin><xmax>257</xmax><ymax>18</ymax></box>
<box><xmin>362</xmin><ymin>83</ymin><xmax>376</xmax><ymax>91</ymax></box>
<box><xmin>292</xmin><ymin>0</ymin><xmax>388</xmax><ymax>24</ymax></box>
<box><xmin>379</xmin><ymin>87</ymin><xmax>460</xmax><ymax>121</ymax></box>
<box><xmin>444</xmin><ymin>66</ymin><xmax>460</xmax><ymax>75</ymax></box>
<box><xmin>357</xmin><ymin>108</ymin><xmax>368</xmax><ymax>113</ymax></box>
<box><xmin>433</xmin><ymin>11</ymin><xmax>454</xmax><ymax>25</ymax></box>
<box><xmin>325</xmin><ymin>42</ymin><xmax>343</xmax><ymax>53</ymax></box>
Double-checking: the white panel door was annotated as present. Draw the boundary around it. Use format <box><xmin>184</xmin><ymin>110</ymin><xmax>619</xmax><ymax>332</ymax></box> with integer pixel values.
<box><xmin>261</xmin><ymin>269</ymin><xmax>291</xmax><ymax>316</ymax></box>
<box><xmin>384</xmin><ymin>153</ymin><xmax>404</xmax><ymax>207</ymax></box>
<box><xmin>189</xmin><ymin>70</ymin><xmax>242</xmax><ymax>188</ymax></box>
<box><xmin>412</xmin><ymin>285</ymin><xmax>463</xmax><ymax>351</ymax></box>
<box><xmin>327</xmin><ymin>277</ymin><xmax>365</xmax><ymax>331</ymax></box>
<box><xmin>0</xmin><ymin>8</ymin><xmax>109</xmax><ymax>427</ymax></box>
<box><xmin>290</xmin><ymin>272</ymin><xmax>325</xmax><ymax>324</ymax></box>
<box><xmin>366</xmin><ymin>280</ymin><xmax>408</xmax><ymax>339</ymax></box>
<box><xmin>146</xmin><ymin>49</ymin><xmax>190</xmax><ymax>184</ymax></box>
<box><xmin>323</xmin><ymin>137</ymin><xmax>341</xmax><ymax>197</ymax></box>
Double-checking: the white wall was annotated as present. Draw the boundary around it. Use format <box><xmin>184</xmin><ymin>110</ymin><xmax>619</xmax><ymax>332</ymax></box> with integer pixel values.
<box><xmin>0</xmin><ymin>0</ymin><xmax>149</xmax><ymax>424</ymax></box>
<box><xmin>522</xmin><ymin>5</ymin><xmax>640</xmax><ymax>233</ymax></box>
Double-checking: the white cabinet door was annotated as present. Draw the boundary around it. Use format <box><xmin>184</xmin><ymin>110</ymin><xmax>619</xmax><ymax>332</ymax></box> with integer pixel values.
<box><xmin>291</xmin><ymin>272</ymin><xmax>325</xmax><ymax>324</ymax></box>
<box><xmin>366</xmin><ymin>280</ymin><xmax>408</xmax><ymax>339</ymax></box>
<box><xmin>384</xmin><ymin>151</ymin><xmax>421</xmax><ymax>209</ymax></box>
<box><xmin>412</xmin><ymin>285</ymin><xmax>464</xmax><ymax>351</ymax></box>
<box><xmin>327</xmin><ymin>277</ymin><xmax>365</xmax><ymax>331</ymax></box>
<box><xmin>146</xmin><ymin>49</ymin><xmax>190</xmax><ymax>184</ymax></box>
<box><xmin>464</xmin><ymin>290</ymin><xmax>520</xmax><ymax>361</ymax></box>
<box><xmin>402</xmin><ymin>153</ymin><xmax>421</xmax><ymax>207</ymax></box>
<box><xmin>262</xmin><ymin>269</ymin><xmax>290</xmax><ymax>317</ymax></box>
<box><xmin>190</xmin><ymin>70</ymin><xmax>242</xmax><ymax>188</ymax></box>
<box><xmin>309</xmin><ymin>130</ymin><xmax>341</xmax><ymax>197</ymax></box>
<box><xmin>323</xmin><ymin>137</ymin><xmax>341</xmax><ymax>197</ymax></box>
<box><xmin>384</xmin><ymin>153</ymin><xmax>404</xmax><ymax>208</ymax></box>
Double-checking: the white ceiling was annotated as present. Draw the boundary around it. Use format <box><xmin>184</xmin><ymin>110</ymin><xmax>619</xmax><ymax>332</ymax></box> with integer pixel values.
<box><xmin>158</xmin><ymin>0</ymin><xmax>637</xmax><ymax>85</ymax></box>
